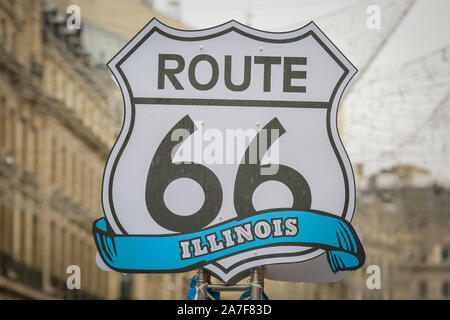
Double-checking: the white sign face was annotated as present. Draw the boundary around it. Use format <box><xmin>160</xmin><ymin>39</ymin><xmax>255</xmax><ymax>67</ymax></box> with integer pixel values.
<box><xmin>93</xmin><ymin>19</ymin><xmax>365</xmax><ymax>284</ymax></box>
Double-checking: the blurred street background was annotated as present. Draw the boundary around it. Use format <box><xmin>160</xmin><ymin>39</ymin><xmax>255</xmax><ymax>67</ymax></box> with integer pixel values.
<box><xmin>0</xmin><ymin>0</ymin><xmax>449</xmax><ymax>299</ymax></box>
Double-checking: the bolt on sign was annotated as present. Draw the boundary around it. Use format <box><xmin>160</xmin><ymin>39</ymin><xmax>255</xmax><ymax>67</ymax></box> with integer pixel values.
<box><xmin>93</xmin><ymin>19</ymin><xmax>365</xmax><ymax>284</ymax></box>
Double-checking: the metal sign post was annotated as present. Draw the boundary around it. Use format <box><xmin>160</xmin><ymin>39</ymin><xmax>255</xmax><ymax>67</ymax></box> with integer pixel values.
<box><xmin>250</xmin><ymin>267</ymin><xmax>264</xmax><ymax>300</ymax></box>
<box><xmin>196</xmin><ymin>268</ymin><xmax>211</xmax><ymax>300</ymax></box>
<box><xmin>195</xmin><ymin>267</ymin><xmax>264</xmax><ymax>300</ymax></box>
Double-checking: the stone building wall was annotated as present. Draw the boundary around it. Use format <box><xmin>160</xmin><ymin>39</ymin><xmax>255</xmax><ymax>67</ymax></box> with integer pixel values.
<box><xmin>0</xmin><ymin>0</ymin><xmax>196</xmax><ymax>300</ymax></box>
<box><xmin>0</xmin><ymin>0</ymin><xmax>120</xmax><ymax>299</ymax></box>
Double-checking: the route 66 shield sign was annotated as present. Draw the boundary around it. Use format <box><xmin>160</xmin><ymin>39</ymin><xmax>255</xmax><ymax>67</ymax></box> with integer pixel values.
<box><xmin>93</xmin><ymin>19</ymin><xmax>365</xmax><ymax>284</ymax></box>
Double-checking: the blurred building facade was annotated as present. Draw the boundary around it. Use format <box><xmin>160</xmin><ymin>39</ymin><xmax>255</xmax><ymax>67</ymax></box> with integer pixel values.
<box><xmin>0</xmin><ymin>0</ymin><xmax>192</xmax><ymax>299</ymax></box>
<box><xmin>0</xmin><ymin>0</ymin><xmax>119</xmax><ymax>299</ymax></box>
<box><xmin>0</xmin><ymin>0</ymin><xmax>448</xmax><ymax>301</ymax></box>
<box><xmin>266</xmin><ymin>165</ymin><xmax>450</xmax><ymax>300</ymax></box>
<box><xmin>52</xmin><ymin>0</ymin><xmax>188</xmax><ymax>65</ymax></box>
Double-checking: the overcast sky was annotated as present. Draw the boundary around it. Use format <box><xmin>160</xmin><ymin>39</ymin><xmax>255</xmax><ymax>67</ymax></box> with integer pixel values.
<box><xmin>153</xmin><ymin>0</ymin><xmax>450</xmax><ymax>68</ymax></box>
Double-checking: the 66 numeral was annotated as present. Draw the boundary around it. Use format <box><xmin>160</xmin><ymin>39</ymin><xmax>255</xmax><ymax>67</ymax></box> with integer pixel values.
<box><xmin>145</xmin><ymin>115</ymin><xmax>311</xmax><ymax>233</ymax></box>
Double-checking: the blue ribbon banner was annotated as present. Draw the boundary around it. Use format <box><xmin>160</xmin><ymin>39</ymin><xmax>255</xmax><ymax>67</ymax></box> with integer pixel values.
<box><xmin>93</xmin><ymin>210</ymin><xmax>365</xmax><ymax>273</ymax></box>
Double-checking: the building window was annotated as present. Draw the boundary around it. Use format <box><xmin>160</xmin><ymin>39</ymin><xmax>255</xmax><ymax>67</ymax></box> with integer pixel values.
<box><xmin>61</xmin><ymin>146</ymin><xmax>66</xmax><ymax>188</ymax></box>
<box><xmin>1</xmin><ymin>18</ymin><xmax>6</xmax><ymax>44</ymax></box>
<box><xmin>88</xmin><ymin>168</ymin><xmax>95</xmax><ymax>209</ymax></box>
<box><xmin>60</xmin><ymin>226</ymin><xmax>67</xmax><ymax>278</ymax></box>
<box><xmin>420</xmin><ymin>251</ymin><xmax>427</xmax><ymax>263</ymax></box>
<box><xmin>80</xmin><ymin>160</ymin><xmax>85</xmax><ymax>203</ymax></box>
<box><xmin>0</xmin><ymin>96</ymin><xmax>5</xmax><ymax>148</ymax></box>
<box><xmin>71</xmin><ymin>234</ymin><xmax>76</xmax><ymax>266</ymax></box>
<box><xmin>11</xmin><ymin>30</ymin><xmax>17</xmax><ymax>53</ymax></box>
<box><xmin>33</xmin><ymin>127</ymin><xmax>39</xmax><ymax>173</ymax></box>
<box><xmin>32</xmin><ymin>214</ymin><xmax>39</xmax><ymax>267</ymax></box>
<box><xmin>442</xmin><ymin>282</ymin><xmax>449</xmax><ymax>298</ymax></box>
<box><xmin>79</xmin><ymin>241</ymin><xmax>88</xmax><ymax>290</ymax></box>
<box><xmin>0</xmin><ymin>205</ymin><xmax>4</xmax><ymax>253</ymax></box>
<box><xmin>50</xmin><ymin>137</ymin><xmax>55</xmax><ymax>183</ymax></box>
<box><xmin>22</xmin><ymin>119</ymin><xmax>28</xmax><ymax>169</ymax></box>
<box><xmin>442</xmin><ymin>248</ymin><xmax>449</xmax><ymax>263</ymax></box>
<box><xmin>2</xmin><ymin>206</ymin><xmax>13</xmax><ymax>256</ymax></box>
<box><xmin>72</xmin><ymin>154</ymin><xmax>77</xmax><ymax>197</ymax></box>
<box><xmin>20</xmin><ymin>210</ymin><xmax>27</xmax><ymax>263</ymax></box>
<box><xmin>49</xmin><ymin>221</ymin><xmax>56</xmax><ymax>277</ymax></box>
<box><xmin>419</xmin><ymin>281</ymin><xmax>427</xmax><ymax>298</ymax></box>
<box><xmin>10</xmin><ymin>110</ymin><xmax>16</xmax><ymax>157</ymax></box>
